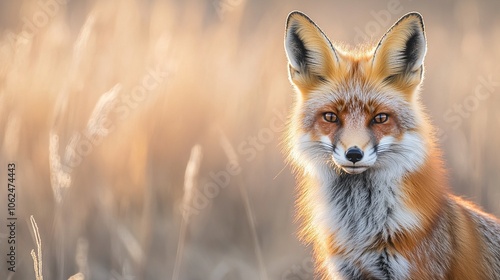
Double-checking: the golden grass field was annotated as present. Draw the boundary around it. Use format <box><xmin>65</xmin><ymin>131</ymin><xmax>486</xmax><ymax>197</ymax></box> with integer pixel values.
<box><xmin>0</xmin><ymin>0</ymin><xmax>499</xmax><ymax>279</ymax></box>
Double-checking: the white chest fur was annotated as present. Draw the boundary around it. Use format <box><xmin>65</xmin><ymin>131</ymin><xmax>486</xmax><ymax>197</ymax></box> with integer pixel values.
<box><xmin>309</xmin><ymin>169</ymin><xmax>421</xmax><ymax>279</ymax></box>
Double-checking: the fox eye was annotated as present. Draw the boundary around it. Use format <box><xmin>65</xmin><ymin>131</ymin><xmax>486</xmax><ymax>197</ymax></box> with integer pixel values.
<box><xmin>323</xmin><ymin>112</ymin><xmax>338</xmax><ymax>123</ymax></box>
<box><xmin>373</xmin><ymin>113</ymin><xmax>389</xmax><ymax>124</ymax></box>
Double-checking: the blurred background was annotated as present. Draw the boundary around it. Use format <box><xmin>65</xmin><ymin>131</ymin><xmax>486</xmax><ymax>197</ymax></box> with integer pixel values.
<box><xmin>0</xmin><ymin>0</ymin><xmax>499</xmax><ymax>279</ymax></box>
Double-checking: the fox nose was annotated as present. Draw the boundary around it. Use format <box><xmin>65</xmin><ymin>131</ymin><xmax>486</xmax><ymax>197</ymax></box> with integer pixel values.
<box><xmin>345</xmin><ymin>146</ymin><xmax>364</xmax><ymax>164</ymax></box>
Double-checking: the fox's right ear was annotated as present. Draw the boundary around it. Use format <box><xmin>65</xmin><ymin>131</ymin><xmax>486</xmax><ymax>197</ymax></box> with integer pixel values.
<box><xmin>284</xmin><ymin>11</ymin><xmax>340</xmax><ymax>89</ymax></box>
<box><xmin>371</xmin><ymin>12</ymin><xmax>427</xmax><ymax>90</ymax></box>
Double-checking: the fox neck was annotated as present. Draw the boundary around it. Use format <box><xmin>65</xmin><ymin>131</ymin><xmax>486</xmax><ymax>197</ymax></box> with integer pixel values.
<box><xmin>315</xmin><ymin>169</ymin><xmax>422</xmax><ymax>244</ymax></box>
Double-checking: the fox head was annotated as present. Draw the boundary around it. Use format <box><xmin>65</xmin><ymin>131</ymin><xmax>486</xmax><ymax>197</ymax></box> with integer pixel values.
<box><xmin>284</xmin><ymin>11</ymin><xmax>431</xmax><ymax>176</ymax></box>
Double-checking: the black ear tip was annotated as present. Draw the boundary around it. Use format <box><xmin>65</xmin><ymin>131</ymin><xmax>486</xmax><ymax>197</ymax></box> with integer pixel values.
<box><xmin>286</xmin><ymin>11</ymin><xmax>313</xmax><ymax>28</ymax></box>
<box><xmin>286</xmin><ymin>11</ymin><xmax>302</xmax><ymax>25</ymax></box>
<box><xmin>287</xmin><ymin>10</ymin><xmax>307</xmax><ymax>19</ymax></box>
<box><xmin>400</xmin><ymin>12</ymin><xmax>425</xmax><ymax>29</ymax></box>
<box><xmin>288</xmin><ymin>10</ymin><xmax>304</xmax><ymax>17</ymax></box>
<box><xmin>405</xmin><ymin>12</ymin><xmax>423</xmax><ymax>20</ymax></box>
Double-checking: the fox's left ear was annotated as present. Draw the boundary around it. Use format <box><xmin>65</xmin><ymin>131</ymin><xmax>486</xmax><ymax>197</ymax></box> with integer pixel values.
<box><xmin>372</xmin><ymin>12</ymin><xmax>427</xmax><ymax>89</ymax></box>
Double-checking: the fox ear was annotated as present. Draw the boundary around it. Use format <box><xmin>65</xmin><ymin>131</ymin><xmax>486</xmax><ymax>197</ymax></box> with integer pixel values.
<box><xmin>284</xmin><ymin>11</ymin><xmax>339</xmax><ymax>88</ymax></box>
<box><xmin>372</xmin><ymin>12</ymin><xmax>427</xmax><ymax>89</ymax></box>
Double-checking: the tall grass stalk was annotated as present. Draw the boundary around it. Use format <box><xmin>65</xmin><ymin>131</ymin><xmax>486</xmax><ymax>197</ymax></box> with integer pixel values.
<box><xmin>172</xmin><ymin>144</ymin><xmax>203</xmax><ymax>280</ymax></box>
<box><xmin>30</xmin><ymin>215</ymin><xmax>43</xmax><ymax>280</ymax></box>
<box><xmin>49</xmin><ymin>131</ymin><xmax>72</xmax><ymax>203</ymax></box>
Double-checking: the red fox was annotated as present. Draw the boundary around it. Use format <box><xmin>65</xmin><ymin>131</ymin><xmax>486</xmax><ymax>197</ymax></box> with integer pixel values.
<box><xmin>284</xmin><ymin>11</ymin><xmax>500</xmax><ymax>279</ymax></box>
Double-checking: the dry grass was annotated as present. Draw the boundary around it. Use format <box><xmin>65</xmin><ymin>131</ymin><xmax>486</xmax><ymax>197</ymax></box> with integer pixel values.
<box><xmin>30</xmin><ymin>216</ymin><xmax>43</xmax><ymax>280</ymax></box>
<box><xmin>0</xmin><ymin>0</ymin><xmax>499</xmax><ymax>279</ymax></box>
<box><xmin>173</xmin><ymin>144</ymin><xmax>202</xmax><ymax>280</ymax></box>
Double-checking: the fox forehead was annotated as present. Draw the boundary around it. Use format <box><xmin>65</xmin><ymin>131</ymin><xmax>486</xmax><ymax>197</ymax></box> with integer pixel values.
<box><xmin>299</xmin><ymin>51</ymin><xmax>407</xmax><ymax>105</ymax></box>
<box><xmin>303</xmin><ymin>49</ymin><xmax>406</xmax><ymax>100</ymax></box>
